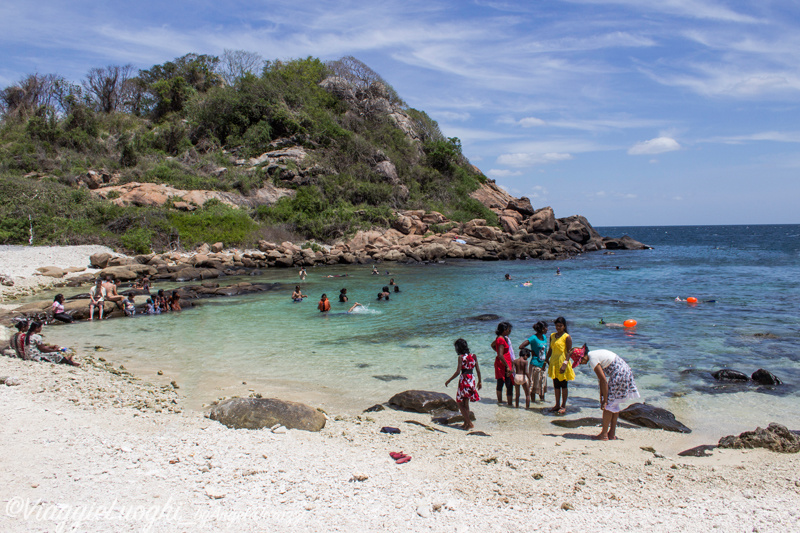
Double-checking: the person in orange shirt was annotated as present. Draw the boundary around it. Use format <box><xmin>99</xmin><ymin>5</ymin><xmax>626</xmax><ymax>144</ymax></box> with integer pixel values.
<box><xmin>317</xmin><ymin>294</ymin><xmax>331</xmax><ymax>312</ymax></box>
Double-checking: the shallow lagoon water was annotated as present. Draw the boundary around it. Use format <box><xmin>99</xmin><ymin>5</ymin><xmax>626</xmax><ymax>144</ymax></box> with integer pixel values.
<box><xmin>48</xmin><ymin>225</ymin><xmax>800</xmax><ymax>441</ymax></box>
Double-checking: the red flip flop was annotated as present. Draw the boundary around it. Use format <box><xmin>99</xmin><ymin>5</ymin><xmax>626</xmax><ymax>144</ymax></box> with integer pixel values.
<box><xmin>395</xmin><ymin>456</ymin><xmax>411</xmax><ymax>464</ymax></box>
<box><xmin>389</xmin><ymin>451</ymin><xmax>406</xmax><ymax>460</ymax></box>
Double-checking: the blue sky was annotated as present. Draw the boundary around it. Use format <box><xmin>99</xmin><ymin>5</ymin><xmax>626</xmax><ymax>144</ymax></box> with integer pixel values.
<box><xmin>2</xmin><ymin>0</ymin><xmax>799</xmax><ymax>226</ymax></box>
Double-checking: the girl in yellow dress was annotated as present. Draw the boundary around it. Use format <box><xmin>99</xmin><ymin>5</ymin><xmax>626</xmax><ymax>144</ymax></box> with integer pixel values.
<box><xmin>546</xmin><ymin>316</ymin><xmax>575</xmax><ymax>414</ymax></box>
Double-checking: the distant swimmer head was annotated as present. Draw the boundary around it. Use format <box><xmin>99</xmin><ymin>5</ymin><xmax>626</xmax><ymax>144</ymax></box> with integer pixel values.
<box><xmin>504</xmin><ymin>274</ymin><xmax>511</xmax><ymax>280</ymax></box>
<box><xmin>454</xmin><ymin>338</ymin><xmax>470</xmax><ymax>355</ymax></box>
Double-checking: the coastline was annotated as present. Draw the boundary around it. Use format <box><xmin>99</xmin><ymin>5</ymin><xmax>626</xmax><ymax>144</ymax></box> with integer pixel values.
<box><xmin>1</xmin><ymin>354</ymin><xmax>799</xmax><ymax>532</ymax></box>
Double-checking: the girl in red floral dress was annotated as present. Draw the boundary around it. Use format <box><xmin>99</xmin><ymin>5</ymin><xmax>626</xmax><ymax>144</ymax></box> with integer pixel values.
<box><xmin>445</xmin><ymin>338</ymin><xmax>482</xmax><ymax>430</ymax></box>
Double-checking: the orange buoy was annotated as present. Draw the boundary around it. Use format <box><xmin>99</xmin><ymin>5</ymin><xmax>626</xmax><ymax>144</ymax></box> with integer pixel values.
<box><xmin>623</xmin><ymin>319</ymin><xmax>637</xmax><ymax>328</ymax></box>
<box><xmin>686</xmin><ymin>297</ymin><xmax>698</xmax><ymax>304</ymax></box>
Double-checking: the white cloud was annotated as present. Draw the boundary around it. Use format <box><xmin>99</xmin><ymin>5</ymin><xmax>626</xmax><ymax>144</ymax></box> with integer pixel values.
<box><xmin>497</xmin><ymin>152</ymin><xmax>573</xmax><ymax>167</ymax></box>
<box><xmin>564</xmin><ymin>0</ymin><xmax>762</xmax><ymax>24</ymax></box>
<box><xmin>702</xmin><ymin>131</ymin><xmax>800</xmax><ymax>144</ymax></box>
<box><xmin>518</xmin><ymin>117</ymin><xmax>547</xmax><ymax>127</ymax></box>
<box><xmin>436</xmin><ymin>111</ymin><xmax>471</xmax><ymax>121</ymax></box>
<box><xmin>628</xmin><ymin>137</ymin><xmax>681</xmax><ymax>155</ymax></box>
<box><xmin>487</xmin><ymin>169</ymin><xmax>522</xmax><ymax>178</ymax></box>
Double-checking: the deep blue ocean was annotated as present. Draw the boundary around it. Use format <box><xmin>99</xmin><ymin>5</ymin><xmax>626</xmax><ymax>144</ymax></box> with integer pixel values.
<box><xmin>50</xmin><ymin>224</ymin><xmax>800</xmax><ymax>439</ymax></box>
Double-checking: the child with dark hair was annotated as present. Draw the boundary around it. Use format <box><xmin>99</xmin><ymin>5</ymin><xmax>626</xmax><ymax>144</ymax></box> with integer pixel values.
<box><xmin>445</xmin><ymin>338</ymin><xmax>482</xmax><ymax>430</ymax></box>
<box><xmin>492</xmin><ymin>322</ymin><xmax>514</xmax><ymax>406</ymax></box>
<box><xmin>51</xmin><ymin>294</ymin><xmax>74</xmax><ymax>323</ymax></box>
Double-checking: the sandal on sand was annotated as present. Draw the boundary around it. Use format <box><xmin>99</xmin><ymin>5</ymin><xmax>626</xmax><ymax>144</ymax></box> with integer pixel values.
<box><xmin>389</xmin><ymin>452</ymin><xmax>406</xmax><ymax>460</ymax></box>
<box><xmin>395</xmin><ymin>456</ymin><xmax>411</xmax><ymax>464</ymax></box>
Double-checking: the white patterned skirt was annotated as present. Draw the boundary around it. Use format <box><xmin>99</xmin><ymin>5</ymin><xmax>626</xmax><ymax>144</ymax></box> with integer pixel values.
<box><xmin>605</xmin><ymin>357</ymin><xmax>640</xmax><ymax>412</ymax></box>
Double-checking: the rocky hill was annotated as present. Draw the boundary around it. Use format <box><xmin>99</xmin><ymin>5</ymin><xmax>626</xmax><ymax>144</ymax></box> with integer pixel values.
<box><xmin>0</xmin><ymin>54</ymin><xmax>647</xmax><ymax>262</ymax></box>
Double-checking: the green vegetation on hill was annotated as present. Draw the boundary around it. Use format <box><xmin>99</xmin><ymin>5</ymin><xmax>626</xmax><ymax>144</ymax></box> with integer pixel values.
<box><xmin>0</xmin><ymin>53</ymin><xmax>496</xmax><ymax>252</ymax></box>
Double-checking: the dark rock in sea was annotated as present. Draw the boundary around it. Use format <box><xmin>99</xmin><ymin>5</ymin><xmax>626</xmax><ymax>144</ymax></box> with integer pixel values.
<box><xmin>753</xmin><ymin>333</ymin><xmax>779</xmax><ymax>339</ymax></box>
<box><xmin>550</xmin><ymin>417</ymin><xmax>637</xmax><ymax>429</ymax></box>
<box><xmin>424</xmin><ymin>364</ymin><xmax>448</xmax><ymax>369</ymax></box>
<box><xmin>373</xmin><ymin>375</ymin><xmax>407</xmax><ymax>382</ymax></box>
<box><xmin>678</xmin><ymin>445</ymin><xmax>716</xmax><ymax>457</ymax></box>
<box><xmin>619</xmin><ymin>403</ymin><xmax>692</xmax><ymax>433</ymax></box>
<box><xmin>363</xmin><ymin>404</ymin><xmax>385</xmax><ymax>413</ymax></box>
<box><xmin>208</xmin><ymin>397</ymin><xmax>326</xmax><ymax>432</ymax></box>
<box><xmin>469</xmin><ymin>314</ymin><xmax>501</xmax><ymax>322</ymax></box>
<box><xmin>389</xmin><ymin>390</ymin><xmax>458</xmax><ymax>413</ymax></box>
<box><xmin>751</xmin><ymin>369</ymin><xmax>782</xmax><ymax>385</ymax></box>
<box><xmin>602</xmin><ymin>235</ymin><xmax>652</xmax><ymax>250</ymax></box>
<box><xmin>431</xmin><ymin>408</ymin><xmax>475</xmax><ymax>425</ymax></box>
<box><xmin>356</xmin><ymin>363</ymin><xmax>370</xmax><ymax>368</ymax></box>
<box><xmin>712</xmin><ymin>369</ymin><xmax>750</xmax><ymax>382</ymax></box>
<box><xmin>718</xmin><ymin>423</ymin><xmax>800</xmax><ymax>453</ymax></box>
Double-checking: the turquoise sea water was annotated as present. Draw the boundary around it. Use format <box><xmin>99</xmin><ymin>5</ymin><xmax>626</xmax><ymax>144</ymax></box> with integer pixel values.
<box><xmin>47</xmin><ymin>224</ymin><xmax>800</xmax><ymax>440</ymax></box>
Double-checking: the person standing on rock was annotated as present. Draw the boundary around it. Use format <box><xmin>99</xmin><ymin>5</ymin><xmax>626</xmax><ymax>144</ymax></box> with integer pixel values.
<box><xmin>445</xmin><ymin>338</ymin><xmax>482</xmax><ymax>430</ymax></box>
<box><xmin>576</xmin><ymin>345</ymin><xmax>640</xmax><ymax>440</ymax></box>
<box><xmin>492</xmin><ymin>322</ymin><xmax>514</xmax><ymax>406</ymax></box>
<box><xmin>88</xmin><ymin>279</ymin><xmax>106</xmax><ymax>321</ymax></box>
<box><xmin>318</xmin><ymin>294</ymin><xmax>331</xmax><ymax>312</ymax></box>
<box><xmin>546</xmin><ymin>317</ymin><xmax>575</xmax><ymax>414</ymax></box>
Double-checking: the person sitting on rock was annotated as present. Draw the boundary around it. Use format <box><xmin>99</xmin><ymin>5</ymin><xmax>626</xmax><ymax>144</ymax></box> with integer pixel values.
<box><xmin>102</xmin><ymin>276</ymin><xmax>125</xmax><ymax>309</ymax></box>
<box><xmin>51</xmin><ymin>294</ymin><xmax>74</xmax><ymax>324</ymax></box>
<box><xmin>155</xmin><ymin>289</ymin><xmax>169</xmax><ymax>313</ymax></box>
<box><xmin>123</xmin><ymin>294</ymin><xmax>136</xmax><ymax>317</ymax></box>
<box><xmin>88</xmin><ymin>279</ymin><xmax>106</xmax><ymax>321</ymax></box>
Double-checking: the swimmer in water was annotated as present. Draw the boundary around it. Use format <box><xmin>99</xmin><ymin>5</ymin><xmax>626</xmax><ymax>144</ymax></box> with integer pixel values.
<box><xmin>522</xmin><ymin>281</ymin><xmax>533</xmax><ymax>287</ymax></box>
<box><xmin>292</xmin><ymin>286</ymin><xmax>308</xmax><ymax>301</ymax></box>
<box><xmin>348</xmin><ymin>303</ymin><xmax>364</xmax><ymax>313</ymax></box>
<box><xmin>372</xmin><ymin>265</ymin><xmax>379</xmax><ymax>275</ymax></box>
<box><xmin>599</xmin><ymin>319</ymin><xmax>625</xmax><ymax>328</ymax></box>
<box><xmin>556</xmin><ymin>268</ymin><xmax>561</xmax><ymax>275</ymax></box>
<box><xmin>504</xmin><ymin>273</ymin><xmax>512</xmax><ymax>280</ymax></box>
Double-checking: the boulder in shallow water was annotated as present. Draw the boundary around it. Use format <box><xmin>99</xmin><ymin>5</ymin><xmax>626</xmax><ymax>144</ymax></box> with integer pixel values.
<box><xmin>389</xmin><ymin>390</ymin><xmax>458</xmax><ymax>414</ymax></box>
<box><xmin>619</xmin><ymin>403</ymin><xmax>692</xmax><ymax>433</ymax></box>
<box><xmin>751</xmin><ymin>369</ymin><xmax>782</xmax><ymax>385</ymax></box>
<box><xmin>209</xmin><ymin>398</ymin><xmax>326</xmax><ymax>432</ymax></box>
<box><xmin>712</xmin><ymin>369</ymin><xmax>750</xmax><ymax>382</ymax></box>
<box><xmin>718</xmin><ymin>423</ymin><xmax>799</xmax><ymax>453</ymax></box>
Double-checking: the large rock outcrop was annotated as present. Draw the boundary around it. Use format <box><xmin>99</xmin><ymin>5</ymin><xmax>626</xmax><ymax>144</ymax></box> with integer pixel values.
<box><xmin>718</xmin><ymin>423</ymin><xmax>800</xmax><ymax>453</ymax></box>
<box><xmin>209</xmin><ymin>397</ymin><xmax>326</xmax><ymax>432</ymax></box>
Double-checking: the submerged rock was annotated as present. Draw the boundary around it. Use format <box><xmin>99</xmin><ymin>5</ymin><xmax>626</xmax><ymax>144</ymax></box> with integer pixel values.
<box><xmin>718</xmin><ymin>423</ymin><xmax>800</xmax><ymax>453</ymax></box>
<box><xmin>209</xmin><ymin>397</ymin><xmax>326</xmax><ymax>432</ymax></box>
<box><xmin>373</xmin><ymin>375</ymin><xmax>407</xmax><ymax>382</ymax></box>
<box><xmin>469</xmin><ymin>314</ymin><xmax>501</xmax><ymax>322</ymax></box>
<box><xmin>619</xmin><ymin>403</ymin><xmax>692</xmax><ymax>433</ymax></box>
<box><xmin>389</xmin><ymin>390</ymin><xmax>458</xmax><ymax>413</ymax></box>
<box><xmin>751</xmin><ymin>369</ymin><xmax>782</xmax><ymax>385</ymax></box>
<box><xmin>712</xmin><ymin>369</ymin><xmax>750</xmax><ymax>382</ymax></box>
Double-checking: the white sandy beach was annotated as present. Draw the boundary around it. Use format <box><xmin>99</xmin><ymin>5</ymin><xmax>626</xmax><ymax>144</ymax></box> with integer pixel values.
<box><xmin>1</xmin><ymin>246</ymin><xmax>799</xmax><ymax>532</ymax></box>
<box><xmin>1</xmin><ymin>354</ymin><xmax>799</xmax><ymax>533</ymax></box>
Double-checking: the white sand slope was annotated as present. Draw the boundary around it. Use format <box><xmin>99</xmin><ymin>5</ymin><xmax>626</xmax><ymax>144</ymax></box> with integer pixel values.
<box><xmin>0</xmin><ymin>245</ymin><xmax>114</xmax><ymax>301</ymax></box>
<box><xmin>0</xmin><ymin>355</ymin><xmax>798</xmax><ymax>532</ymax></box>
